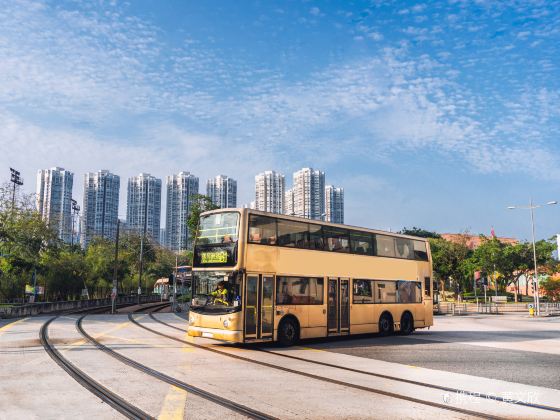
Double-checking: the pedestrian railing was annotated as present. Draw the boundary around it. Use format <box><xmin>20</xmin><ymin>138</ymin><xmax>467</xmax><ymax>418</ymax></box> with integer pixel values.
<box><xmin>0</xmin><ymin>295</ymin><xmax>161</xmax><ymax>318</ymax></box>
<box><xmin>436</xmin><ymin>301</ymin><xmax>560</xmax><ymax>316</ymax></box>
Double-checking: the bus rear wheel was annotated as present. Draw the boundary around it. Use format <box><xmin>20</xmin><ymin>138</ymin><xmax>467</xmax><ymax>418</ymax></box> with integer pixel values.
<box><xmin>400</xmin><ymin>312</ymin><xmax>414</xmax><ymax>335</ymax></box>
<box><xmin>378</xmin><ymin>313</ymin><xmax>393</xmax><ymax>336</ymax></box>
<box><xmin>277</xmin><ymin>318</ymin><xmax>299</xmax><ymax>346</ymax></box>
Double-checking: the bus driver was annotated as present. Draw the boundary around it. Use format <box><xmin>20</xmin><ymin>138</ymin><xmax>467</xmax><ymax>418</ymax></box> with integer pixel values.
<box><xmin>211</xmin><ymin>281</ymin><xmax>229</xmax><ymax>305</ymax></box>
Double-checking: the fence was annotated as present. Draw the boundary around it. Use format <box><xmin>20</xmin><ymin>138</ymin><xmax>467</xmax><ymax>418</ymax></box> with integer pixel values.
<box><xmin>0</xmin><ymin>294</ymin><xmax>160</xmax><ymax>318</ymax></box>
<box><xmin>435</xmin><ymin>302</ymin><xmax>560</xmax><ymax>315</ymax></box>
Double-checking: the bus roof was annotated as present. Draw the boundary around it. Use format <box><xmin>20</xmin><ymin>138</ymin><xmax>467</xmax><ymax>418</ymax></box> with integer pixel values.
<box><xmin>200</xmin><ymin>208</ymin><xmax>429</xmax><ymax>242</ymax></box>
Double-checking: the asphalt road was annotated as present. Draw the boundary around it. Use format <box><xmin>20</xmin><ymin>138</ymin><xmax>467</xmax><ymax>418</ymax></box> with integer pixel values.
<box><xmin>304</xmin><ymin>314</ymin><xmax>560</xmax><ymax>390</ymax></box>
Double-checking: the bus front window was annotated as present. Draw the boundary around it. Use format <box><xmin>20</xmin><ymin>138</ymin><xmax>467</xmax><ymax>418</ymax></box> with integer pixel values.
<box><xmin>197</xmin><ymin>212</ymin><xmax>239</xmax><ymax>245</ymax></box>
<box><xmin>192</xmin><ymin>271</ymin><xmax>241</xmax><ymax>311</ymax></box>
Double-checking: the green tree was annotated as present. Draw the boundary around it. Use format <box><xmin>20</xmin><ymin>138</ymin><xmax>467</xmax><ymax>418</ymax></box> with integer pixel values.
<box><xmin>0</xmin><ymin>183</ymin><xmax>59</xmax><ymax>301</ymax></box>
<box><xmin>429</xmin><ymin>235</ymin><xmax>471</xmax><ymax>298</ymax></box>
<box><xmin>399</xmin><ymin>227</ymin><xmax>441</xmax><ymax>239</ymax></box>
<box><xmin>187</xmin><ymin>194</ymin><xmax>219</xmax><ymax>244</ymax></box>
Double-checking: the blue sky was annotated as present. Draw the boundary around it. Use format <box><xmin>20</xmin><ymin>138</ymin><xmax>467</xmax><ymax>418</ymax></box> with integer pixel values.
<box><xmin>1</xmin><ymin>0</ymin><xmax>559</xmax><ymax>240</ymax></box>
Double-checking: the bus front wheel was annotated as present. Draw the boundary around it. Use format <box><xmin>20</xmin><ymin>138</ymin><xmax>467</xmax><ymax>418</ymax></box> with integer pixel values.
<box><xmin>277</xmin><ymin>318</ymin><xmax>299</xmax><ymax>346</ymax></box>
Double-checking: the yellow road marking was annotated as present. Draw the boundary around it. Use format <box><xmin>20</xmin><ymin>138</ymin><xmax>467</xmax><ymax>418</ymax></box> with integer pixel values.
<box><xmin>65</xmin><ymin>319</ymin><xmax>133</xmax><ymax>351</ymax></box>
<box><xmin>0</xmin><ymin>318</ymin><xmax>27</xmax><ymax>337</ymax></box>
<box><xmin>298</xmin><ymin>346</ymin><xmax>325</xmax><ymax>352</ymax></box>
<box><xmin>158</xmin><ymin>385</ymin><xmax>187</xmax><ymax>420</ymax></box>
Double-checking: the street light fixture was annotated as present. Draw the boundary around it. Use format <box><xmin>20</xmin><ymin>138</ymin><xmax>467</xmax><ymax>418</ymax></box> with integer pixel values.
<box><xmin>507</xmin><ymin>198</ymin><xmax>557</xmax><ymax>316</ymax></box>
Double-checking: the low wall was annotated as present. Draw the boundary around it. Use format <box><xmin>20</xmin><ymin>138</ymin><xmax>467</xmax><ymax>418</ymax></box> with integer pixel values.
<box><xmin>0</xmin><ymin>295</ymin><xmax>160</xmax><ymax>318</ymax></box>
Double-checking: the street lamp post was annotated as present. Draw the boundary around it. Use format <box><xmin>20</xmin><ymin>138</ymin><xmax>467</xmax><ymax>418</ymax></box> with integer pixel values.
<box><xmin>71</xmin><ymin>199</ymin><xmax>80</xmax><ymax>247</ymax></box>
<box><xmin>508</xmin><ymin>199</ymin><xmax>557</xmax><ymax>316</ymax></box>
<box><xmin>9</xmin><ymin>168</ymin><xmax>23</xmax><ymax>211</ymax></box>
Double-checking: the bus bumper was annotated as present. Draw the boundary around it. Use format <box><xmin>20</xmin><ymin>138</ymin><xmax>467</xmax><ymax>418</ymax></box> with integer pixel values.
<box><xmin>187</xmin><ymin>326</ymin><xmax>243</xmax><ymax>343</ymax></box>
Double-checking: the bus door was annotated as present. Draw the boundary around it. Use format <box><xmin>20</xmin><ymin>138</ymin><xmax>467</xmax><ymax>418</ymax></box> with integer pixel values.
<box><xmin>327</xmin><ymin>278</ymin><xmax>350</xmax><ymax>335</ymax></box>
<box><xmin>244</xmin><ymin>274</ymin><xmax>275</xmax><ymax>341</ymax></box>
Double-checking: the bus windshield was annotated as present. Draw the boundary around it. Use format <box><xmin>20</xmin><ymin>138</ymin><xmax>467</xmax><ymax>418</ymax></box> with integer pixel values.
<box><xmin>197</xmin><ymin>212</ymin><xmax>239</xmax><ymax>245</ymax></box>
<box><xmin>192</xmin><ymin>271</ymin><xmax>241</xmax><ymax>310</ymax></box>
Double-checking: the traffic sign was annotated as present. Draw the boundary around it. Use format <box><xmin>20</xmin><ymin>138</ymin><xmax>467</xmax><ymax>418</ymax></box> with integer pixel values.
<box><xmin>528</xmin><ymin>304</ymin><xmax>534</xmax><ymax>309</ymax></box>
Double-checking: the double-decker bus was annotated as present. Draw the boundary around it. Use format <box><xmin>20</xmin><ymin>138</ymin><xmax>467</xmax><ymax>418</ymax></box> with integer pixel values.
<box><xmin>188</xmin><ymin>209</ymin><xmax>434</xmax><ymax>346</ymax></box>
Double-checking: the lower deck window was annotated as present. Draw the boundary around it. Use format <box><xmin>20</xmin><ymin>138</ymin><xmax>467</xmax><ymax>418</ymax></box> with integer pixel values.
<box><xmin>276</xmin><ymin>276</ymin><xmax>324</xmax><ymax>305</ymax></box>
<box><xmin>397</xmin><ymin>281</ymin><xmax>422</xmax><ymax>303</ymax></box>
<box><xmin>353</xmin><ymin>279</ymin><xmax>374</xmax><ymax>303</ymax></box>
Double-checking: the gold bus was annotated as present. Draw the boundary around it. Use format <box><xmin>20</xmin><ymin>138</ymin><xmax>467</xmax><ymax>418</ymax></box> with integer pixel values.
<box><xmin>188</xmin><ymin>209</ymin><xmax>434</xmax><ymax>346</ymax></box>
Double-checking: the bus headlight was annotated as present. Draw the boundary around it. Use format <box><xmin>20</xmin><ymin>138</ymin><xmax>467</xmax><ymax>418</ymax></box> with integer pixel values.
<box><xmin>223</xmin><ymin>319</ymin><xmax>230</xmax><ymax>328</ymax></box>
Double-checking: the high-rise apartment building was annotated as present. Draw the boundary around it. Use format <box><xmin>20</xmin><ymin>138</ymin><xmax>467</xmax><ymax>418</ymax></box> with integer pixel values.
<box><xmin>325</xmin><ymin>185</ymin><xmax>344</xmax><ymax>224</ymax></box>
<box><xmin>291</xmin><ymin>168</ymin><xmax>325</xmax><ymax>220</ymax></box>
<box><xmin>255</xmin><ymin>170</ymin><xmax>285</xmax><ymax>214</ymax></box>
<box><xmin>284</xmin><ymin>189</ymin><xmax>294</xmax><ymax>216</ymax></box>
<box><xmin>126</xmin><ymin>173</ymin><xmax>162</xmax><ymax>241</ymax></box>
<box><xmin>36</xmin><ymin>167</ymin><xmax>74</xmax><ymax>242</ymax></box>
<box><xmin>206</xmin><ymin>175</ymin><xmax>237</xmax><ymax>208</ymax></box>
<box><xmin>165</xmin><ymin>172</ymin><xmax>199</xmax><ymax>251</ymax></box>
<box><xmin>81</xmin><ymin>170</ymin><xmax>120</xmax><ymax>247</ymax></box>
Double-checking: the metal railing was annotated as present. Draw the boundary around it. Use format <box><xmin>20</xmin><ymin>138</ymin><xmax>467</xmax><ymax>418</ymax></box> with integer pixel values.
<box><xmin>436</xmin><ymin>301</ymin><xmax>560</xmax><ymax>316</ymax></box>
<box><xmin>0</xmin><ymin>295</ymin><xmax>160</xmax><ymax>318</ymax></box>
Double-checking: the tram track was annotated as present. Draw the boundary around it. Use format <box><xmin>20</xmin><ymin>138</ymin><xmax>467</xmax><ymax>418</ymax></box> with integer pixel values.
<box><xmin>128</xmin><ymin>314</ymin><xmax>507</xmax><ymax>420</ymax></box>
<box><xmin>76</xmin><ymin>315</ymin><xmax>275</xmax><ymax>420</ymax></box>
<box><xmin>39</xmin><ymin>316</ymin><xmax>154</xmax><ymax>420</ymax></box>
<box><xmin>150</xmin><ymin>313</ymin><xmax>560</xmax><ymax>416</ymax></box>
<box><xmin>131</xmin><ymin>301</ymin><xmax>171</xmax><ymax>314</ymax></box>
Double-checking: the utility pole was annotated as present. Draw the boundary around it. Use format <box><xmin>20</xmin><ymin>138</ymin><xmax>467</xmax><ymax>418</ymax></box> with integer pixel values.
<box><xmin>111</xmin><ymin>219</ymin><xmax>120</xmax><ymax>314</ymax></box>
<box><xmin>9</xmin><ymin>168</ymin><xmax>23</xmax><ymax>211</ymax></box>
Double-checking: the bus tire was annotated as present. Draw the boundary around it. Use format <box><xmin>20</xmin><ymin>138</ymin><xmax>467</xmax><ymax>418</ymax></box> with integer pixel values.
<box><xmin>378</xmin><ymin>312</ymin><xmax>393</xmax><ymax>336</ymax></box>
<box><xmin>400</xmin><ymin>312</ymin><xmax>414</xmax><ymax>335</ymax></box>
<box><xmin>277</xmin><ymin>317</ymin><xmax>299</xmax><ymax>346</ymax></box>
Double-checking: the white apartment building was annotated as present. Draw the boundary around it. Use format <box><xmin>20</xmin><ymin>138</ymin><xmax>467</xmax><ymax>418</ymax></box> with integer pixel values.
<box><xmin>126</xmin><ymin>173</ymin><xmax>162</xmax><ymax>242</ymax></box>
<box><xmin>82</xmin><ymin>170</ymin><xmax>120</xmax><ymax>247</ymax></box>
<box><xmin>36</xmin><ymin>167</ymin><xmax>74</xmax><ymax>243</ymax></box>
<box><xmin>166</xmin><ymin>171</ymin><xmax>199</xmax><ymax>251</ymax></box>
<box><xmin>284</xmin><ymin>189</ymin><xmax>294</xmax><ymax>216</ymax></box>
<box><xmin>291</xmin><ymin>168</ymin><xmax>325</xmax><ymax>220</ymax></box>
<box><xmin>206</xmin><ymin>175</ymin><xmax>237</xmax><ymax>208</ymax></box>
<box><xmin>255</xmin><ymin>170</ymin><xmax>285</xmax><ymax>214</ymax></box>
<box><xmin>325</xmin><ymin>185</ymin><xmax>344</xmax><ymax>224</ymax></box>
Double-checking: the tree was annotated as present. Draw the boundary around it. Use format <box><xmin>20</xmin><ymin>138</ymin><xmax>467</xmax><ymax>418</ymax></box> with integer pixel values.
<box><xmin>429</xmin><ymin>235</ymin><xmax>471</xmax><ymax>298</ymax></box>
<box><xmin>541</xmin><ymin>276</ymin><xmax>560</xmax><ymax>301</ymax></box>
<box><xmin>187</xmin><ymin>194</ymin><xmax>219</xmax><ymax>244</ymax></box>
<box><xmin>0</xmin><ymin>183</ymin><xmax>59</xmax><ymax>301</ymax></box>
<box><xmin>399</xmin><ymin>227</ymin><xmax>441</xmax><ymax>239</ymax></box>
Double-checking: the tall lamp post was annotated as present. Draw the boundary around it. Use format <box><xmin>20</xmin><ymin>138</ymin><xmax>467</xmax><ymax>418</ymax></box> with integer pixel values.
<box><xmin>507</xmin><ymin>199</ymin><xmax>557</xmax><ymax>316</ymax></box>
<box><xmin>9</xmin><ymin>168</ymin><xmax>23</xmax><ymax>210</ymax></box>
<box><xmin>71</xmin><ymin>199</ymin><xmax>80</xmax><ymax>247</ymax></box>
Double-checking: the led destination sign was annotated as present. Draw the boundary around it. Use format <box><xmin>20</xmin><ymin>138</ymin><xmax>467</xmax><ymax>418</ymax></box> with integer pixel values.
<box><xmin>200</xmin><ymin>250</ymin><xmax>228</xmax><ymax>264</ymax></box>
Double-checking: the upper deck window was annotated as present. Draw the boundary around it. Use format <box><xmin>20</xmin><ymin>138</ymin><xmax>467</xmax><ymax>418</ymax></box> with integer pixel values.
<box><xmin>375</xmin><ymin>235</ymin><xmax>396</xmax><ymax>257</ymax></box>
<box><xmin>395</xmin><ymin>238</ymin><xmax>414</xmax><ymax>259</ymax></box>
<box><xmin>323</xmin><ymin>227</ymin><xmax>350</xmax><ymax>253</ymax></box>
<box><xmin>413</xmin><ymin>240</ymin><xmax>429</xmax><ymax>261</ymax></box>
<box><xmin>248</xmin><ymin>214</ymin><xmax>277</xmax><ymax>245</ymax></box>
<box><xmin>197</xmin><ymin>212</ymin><xmax>239</xmax><ymax>245</ymax></box>
<box><xmin>350</xmin><ymin>232</ymin><xmax>374</xmax><ymax>256</ymax></box>
<box><xmin>277</xmin><ymin>220</ymin><xmax>309</xmax><ymax>248</ymax></box>
<box><xmin>246</xmin><ymin>213</ymin><xmax>429</xmax><ymax>262</ymax></box>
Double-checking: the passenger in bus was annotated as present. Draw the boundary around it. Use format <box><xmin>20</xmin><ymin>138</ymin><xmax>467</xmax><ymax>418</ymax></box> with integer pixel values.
<box><xmin>222</xmin><ymin>234</ymin><xmax>232</xmax><ymax>243</ymax></box>
<box><xmin>211</xmin><ymin>281</ymin><xmax>229</xmax><ymax>305</ymax></box>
